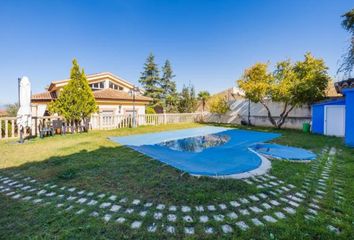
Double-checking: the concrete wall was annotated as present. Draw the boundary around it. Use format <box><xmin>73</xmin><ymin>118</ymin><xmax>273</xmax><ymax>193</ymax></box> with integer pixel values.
<box><xmin>204</xmin><ymin>99</ymin><xmax>311</xmax><ymax>129</ymax></box>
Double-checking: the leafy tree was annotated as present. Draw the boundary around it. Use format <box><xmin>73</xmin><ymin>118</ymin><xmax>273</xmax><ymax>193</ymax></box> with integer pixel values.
<box><xmin>161</xmin><ymin>60</ymin><xmax>178</xmax><ymax>112</ymax></box>
<box><xmin>339</xmin><ymin>8</ymin><xmax>354</xmax><ymax>74</ymax></box>
<box><xmin>5</xmin><ymin>103</ymin><xmax>19</xmax><ymax>117</ymax></box>
<box><xmin>197</xmin><ymin>91</ymin><xmax>210</xmax><ymax>112</ymax></box>
<box><xmin>139</xmin><ymin>53</ymin><xmax>163</xmax><ymax>108</ymax></box>
<box><xmin>178</xmin><ymin>84</ymin><xmax>197</xmax><ymax>113</ymax></box>
<box><xmin>238</xmin><ymin>53</ymin><xmax>330</xmax><ymax>128</ymax></box>
<box><xmin>209</xmin><ymin>96</ymin><xmax>230</xmax><ymax>121</ymax></box>
<box><xmin>49</xmin><ymin>59</ymin><xmax>98</xmax><ymax>131</ymax></box>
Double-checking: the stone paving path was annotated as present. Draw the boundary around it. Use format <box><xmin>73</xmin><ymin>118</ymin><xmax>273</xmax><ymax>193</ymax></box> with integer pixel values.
<box><xmin>0</xmin><ymin>147</ymin><xmax>346</xmax><ymax>236</ymax></box>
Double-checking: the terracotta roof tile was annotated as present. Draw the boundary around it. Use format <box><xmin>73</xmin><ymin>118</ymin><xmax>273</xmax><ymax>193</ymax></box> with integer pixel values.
<box><xmin>31</xmin><ymin>88</ymin><xmax>152</xmax><ymax>102</ymax></box>
<box><xmin>31</xmin><ymin>91</ymin><xmax>57</xmax><ymax>101</ymax></box>
<box><xmin>93</xmin><ymin>88</ymin><xmax>152</xmax><ymax>101</ymax></box>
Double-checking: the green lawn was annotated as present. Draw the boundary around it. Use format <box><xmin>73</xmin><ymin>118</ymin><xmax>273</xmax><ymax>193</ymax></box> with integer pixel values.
<box><xmin>0</xmin><ymin>123</ymin><xmax>353</xmax><ymax>239</ymax></box>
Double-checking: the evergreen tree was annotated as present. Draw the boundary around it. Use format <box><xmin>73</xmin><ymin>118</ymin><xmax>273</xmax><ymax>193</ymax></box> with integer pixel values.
<box><xmin>161</xmin><ymin>60</ymin><xmax>178</xmax><ymax>112</ymax></box>
<box><xmin>49</xmin><ymin>59</ymin><xmax>98</xmax><ymax>131</ymax></box>
<box><xmin>178</xmin><ymin>84</ymin><xmax>197</xmax><ymax>113</ymax></box>
<box><xmin>139</xmin><ymin>53</ymin><xmax>163</xmax><ymax>107</ymax></box>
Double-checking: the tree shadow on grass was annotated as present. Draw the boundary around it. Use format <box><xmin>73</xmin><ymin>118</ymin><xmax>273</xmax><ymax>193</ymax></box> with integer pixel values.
<box><xmin>0</xmin><ymin>145</ymin><xmax>254</xmax><ymax>204</ymax></box>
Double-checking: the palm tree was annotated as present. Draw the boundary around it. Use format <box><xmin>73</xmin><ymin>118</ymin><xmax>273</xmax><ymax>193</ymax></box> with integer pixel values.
<box><xmin>198</xmin><ymin>91</ymin><xmax>210</xmax><ymax>112</ymax></box>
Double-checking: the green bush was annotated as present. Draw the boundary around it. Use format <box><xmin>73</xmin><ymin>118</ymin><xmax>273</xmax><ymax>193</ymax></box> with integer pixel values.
<box><xmin>145</xmin><ymin>106</ymin><xmax>156</xmax><ymax>114</ymax></box>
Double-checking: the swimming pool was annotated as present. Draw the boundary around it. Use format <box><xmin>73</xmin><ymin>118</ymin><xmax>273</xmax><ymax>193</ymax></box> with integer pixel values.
<box><xmin>110</xmin><ymin>126</ymin><xmax>315</xmax><ymax>177</ymax></box>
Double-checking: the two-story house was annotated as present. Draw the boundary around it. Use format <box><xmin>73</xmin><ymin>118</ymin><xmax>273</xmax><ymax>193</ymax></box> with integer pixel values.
<box><xmin>31</xmin><ymin>72</ymin><xmax>152</xmax><ymax>117</ymax></box>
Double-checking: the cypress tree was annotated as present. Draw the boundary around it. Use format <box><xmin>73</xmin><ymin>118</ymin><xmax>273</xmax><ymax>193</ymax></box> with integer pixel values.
<box><xmin>49</xmin><ymin>59</ymin><xmax>98</xmax><ymax>131</ymax></box>
<box><xmin>161</xmin><ymin>60</ymin><xmax>178</xmax><ymax>112</ymax></box>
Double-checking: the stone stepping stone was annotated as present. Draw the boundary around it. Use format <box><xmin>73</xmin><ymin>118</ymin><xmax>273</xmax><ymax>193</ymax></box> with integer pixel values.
<box><xmin>33</xmin><ymin>199</ymin><xmax>43</xmax><ymax>204</ymax></box>
<box><xmin>166</xmin><ymin>226</ymin><xmax>175</xmax><ymax>234</ymax></box>
<box><xmin>295</xmin><ymin>192</ymin><xmax>305</xmax><ymax>198</ymax></box>
<box><xmin>169</xmin><ymin>205</ymin><xmax>177</xmax><ymax>211</ymax></box>
<box><xmin>147</xmin><ymin>223</ymin><xmax>157</xmax><ymax>232</ymax></box>
<box><xmin>110</xmin><ymin>205</ymin><xmax>121</xmax><ymax>212</ymax></box>
<box><xmin>195</xmin><ymin>206</ymin><xmax>204</xmax><ymax>212</ymax></box>
<box><xmin>213</xmin><ymin>214</ymin><xmax>224</xmax><ymax>222</ymax></box>
<box><xmin>184</xmin><ymin>227</ymin><xmax>195</xmax><ymax>235</ymax></box>
<box><xmin>65</xmin><ymin>206</ymin><xmax>74</xmax><ymax>211</ymax></box>
<box><xmin>304</xmin><ymin>214</ymin><xmax>315</xmax><ymax>220</ymax></box>
<box><xmin>132</xmin><ymin>199</ymin><xmax>140</xmax><ymax>205</ymax></box>
<box><xmin>236</xmin><ymin>221</ymin><xmax>249</xmax><ymax>231</ymax></box>
<box><xmin>263</xmin><ymin>215</ymin><xmax>277</xmax><ymax>223</ymax></box>
<box><xmin>154</xmin><ymin>212</ymin><xmax>163</xmax><ymax>220</ymax></box>
<box><xmin>280</xmin><ymin>197</ymin><xmax>289</xmax><ymax>203</ymax></box>
<box><xmin>22</xmin><ymin>196</ymin><xmax>32</xmax><ymax>201</ymax></box>
<box><xmin>119</xmin><ymin>198</ymin><xmax>127</xmax><ymax>203</ymax></box>
<box><xmin>239</xmin><ymin>198</ymin><xmax>250</xmax><ymax>204</ymax></box>
<box><xmin>87</xmin><ymin>192</ymin><xmax>94</xmax><ymax>197</ymax></box>
<box><xmin>125</xmin><ymin>208</ymin><xmax>134</xmax><ymax>214</ymax></box>
<box><xmin>156</xmin><ymin>204</ymin><xmax>165</xmax><ymax>210</ymax></box>
<box><xmin>281</xmin><ymin>186</ymin><xmax>290</xmax><ymax>191</ymax></box>
<box><xmin>219</xmin><ymin>204</ymin><xmax>227</xmax><ymax>210</ymax></box>
<box><xmin>12</xmin><ymin>194</ymin><xmax>22</xmax><ymax>199</ymax></box>
<box><xmin>230</xmin><ymin>201</ymin><xmax>240</xmax><ymax>207</ymax></box>
<box><xmin>257</xmin><ymin>185</ymin><xmax>265</xmax><ymax>189</ymax></box>
<box><xmin>139</xmin><ymin>211</ymin><xmax>147</xmax><ymax>217</ymax></box>
<box><xmin>87</xmin><ymin>200</ymin><xmax>98</xmax><ymax>206</ymax></box>
<box><xmin>98</xmin><ymin>194</ymin><xmax>106</xmax><ymax>198</ymax></box>
<box><xmin>205</xmin><ymin>227</ymin><xmax>214</xmax><ymax>234</ymax></box>
<box><xmin>167</xmin><ymin>214</ymin><xmax>177</xmax><ymax>222</ymax></box>
<box><xmin>207</xmin><ymin>205</ymin><xmax>216</xmax><ymax>211</ymax></box>
<box><xmin>308</xmin><ymin>208</ymin><xmax>318</xmax><ymax>215</ymax></box>
<box><xmin>261</xmin><ymin>203</ymin><xmax>272</xmax><ymax>210</ymax></box>
<box><xmin>67</xmin><ymin>196</ymin><xmax>77</xmax><ymax>201</ymax></box>
<box><xmin>227</xmin><ymin>212</ymin><xmax>238</xmax><ymax>219</ymax></box>
<box><xmin>250</xmin><ymin>206</ymin><xmax>263</xmax><ymax>213</ymax></box>
<box><xmin>221</xmin><ymin>224</ymin><xmax>233</xmax><ymax>233</ymax></box>
<box><xmin>56</xmin><ymin>203</ymin><xmax>64</xmax><ymax>208</ymax></box>
<box><xmin>327</xmin><ymin>225</ymin><xmax>340</xmax><ymax>234</ymax></box>
<box><xmin>249</xmin><ymin>195</ymin><xmax>260</xmax><ymax>201</ymax></box>
<box><xmin>108</xmin><ymin>195</ymin><xmax>117</xmax><ymax>201</ymax></box>
<box><xmin>68</xmin><ymin>187</ymin><xmax>76</xmax><ymax>192</ymax></box>
<box><xmin>283</xmin><ymin>207</ymin><xmax>296</xmax><ymax>214</ymax></box>
<box><xmin>288</xmin><ymin>201</ymin><xmax>300</xmax><ymax>208</ymax></box>
<box><xmin>309</xmin><ymin>203</ymin><xmax>320</xmax><ymax>209</ymax></box>
<box><xmin>251</xmin><ymin>218</ymin><xmax>264</xmax><ymax>226</ymax></box>
<box><xmin>37</xmin><ymin>190</ymin><xmax>47</xmax><ymax>195</ymax></box>
<box><xmin>77</xmin><ymin>190</ymin><xmax>85</xmax><ymax>195</ymax></box>
<box><xmin>99</xmin><ymin>202</ymin><xmax>111</xmax><ymax>209</ymax></box>
<box><xmin>243</xmin><ymin>179</ymin><xmax>254</xmax><ymax>185</ymax></box>
<box><xmin>144</xmin><ymin>202</ymin><xmax>153</xmax><ymax>207</ymax></box>
<box><xmin>181</xmin><ymin>206</ymin><xmax>191</xmax><ymax>212</ymax></box>
<box><xmin>199</xmin><ymin>215</ymin><xmax>209</xmax><ymax>223</ymax></box>
<box><xmin>183</xmin><ymin>215</ymin><xmax>193</xmax><ymax>223</ymax></box>
<box><xmin>131</xmin><ymin>221</ymin><xmax>142</xmax><ymax>229</ymax></box>
<box><xmin>258</xmin><ymin>193</ymin><xmax>268</xmax><ymax>199</ymax></box>
<box><xmin>239</xmin><ymin>209</ymin><xmax>250</xmax><ymax>215</ymax></box>
<box><xmin>274</xmin><ymin>212</ymin><xmax>286</xmax><ymax>219</ymax></box>
<box><xmin>103</xmin><ymin>214</ymin><xmax>112</xmax><ymax>222</ymax></box>
<box><xmin>76</xmin><ymin>209</ymin><xmax>85</xmax><ymax>215</ymax></box>
<box><xmin>76</xmin><ymin>198</ymin><xmax>87</xmax><ymax>204</ymax></box>
<box><xmin>116</xmin><ymin>217</ymin><xmax>126</xmax><ymax>223</ymax></box>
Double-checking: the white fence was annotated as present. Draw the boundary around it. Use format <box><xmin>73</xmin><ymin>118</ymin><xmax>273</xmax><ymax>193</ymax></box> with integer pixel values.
<box><xmin>0</xmin><ymin>113</ymin><xmax>202</xmax><ymax>140</ymax></box>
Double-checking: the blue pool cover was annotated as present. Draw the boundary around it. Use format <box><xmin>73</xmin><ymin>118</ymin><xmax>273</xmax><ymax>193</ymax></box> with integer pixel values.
<box><xmin>110</xmin><ymin>126</ymin><xmax>315</xmax><ymax>176</ymax></box>
<box><xmin>250</xmin><ymin>143</ymin><xmax>316</xmax><ymax>160</ymax></box>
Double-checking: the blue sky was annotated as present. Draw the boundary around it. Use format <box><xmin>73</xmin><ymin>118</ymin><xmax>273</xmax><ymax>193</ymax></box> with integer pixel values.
<box><xmin>0</xmin><ymin>0</ymin><xmax>352</xmax><ymax>105</ymax></box>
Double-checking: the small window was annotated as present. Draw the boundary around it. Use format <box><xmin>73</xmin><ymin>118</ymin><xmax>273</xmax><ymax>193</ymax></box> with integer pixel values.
<box><xmin>109</xmin><ymin>81</ymin><xmax>121</xmax><ymax>90</ymax></box>
<box><xmin>90</xmin><ymin>81</ymin><xmax>105</xmax><ymax>90</ymax></box>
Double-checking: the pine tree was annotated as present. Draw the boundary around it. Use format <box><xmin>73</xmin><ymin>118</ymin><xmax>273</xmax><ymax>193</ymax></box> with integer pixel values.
<box><xmin>161</xmin><ymin>60</ymin><xmax>178</xmax><ymax>112</ymax></box>
<box><xmin>49</xmin><ymin>59</ymin><xmax>98</xmax><ymax>131</ymax></box>
<box><xmin>178</xmin><ymin>84</ymin><xmax>197</xmax><ymax>113</ymax></box>
<box><xmin>139</xmin><ymin>53</ymin><xmax>163</xmax><ymax>108</ymax></box>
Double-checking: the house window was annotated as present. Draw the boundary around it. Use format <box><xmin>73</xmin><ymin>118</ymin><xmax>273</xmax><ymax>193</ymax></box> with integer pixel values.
<box><xmin>109</xmin><ymin>81</ymin><xmax>123</xmax><ymax>91</ymax></box>
<box><xmin>90</xmin><ymin>81</ymin><xmax>105</xmax><ymax>90</ymax></box>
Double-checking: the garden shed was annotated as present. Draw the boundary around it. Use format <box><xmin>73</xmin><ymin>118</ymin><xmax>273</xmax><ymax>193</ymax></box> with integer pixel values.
<box><xmin>311</xmin><ymin>79</ymin><xmax>354</xmax><ymax>147</ymax></box>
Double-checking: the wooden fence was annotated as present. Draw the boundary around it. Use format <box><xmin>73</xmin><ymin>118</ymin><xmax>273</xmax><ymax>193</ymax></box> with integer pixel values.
<box><xmin>0</xmin><ymin>113</ymin><xmax>202</xmax><ymax>140</ymax></box>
